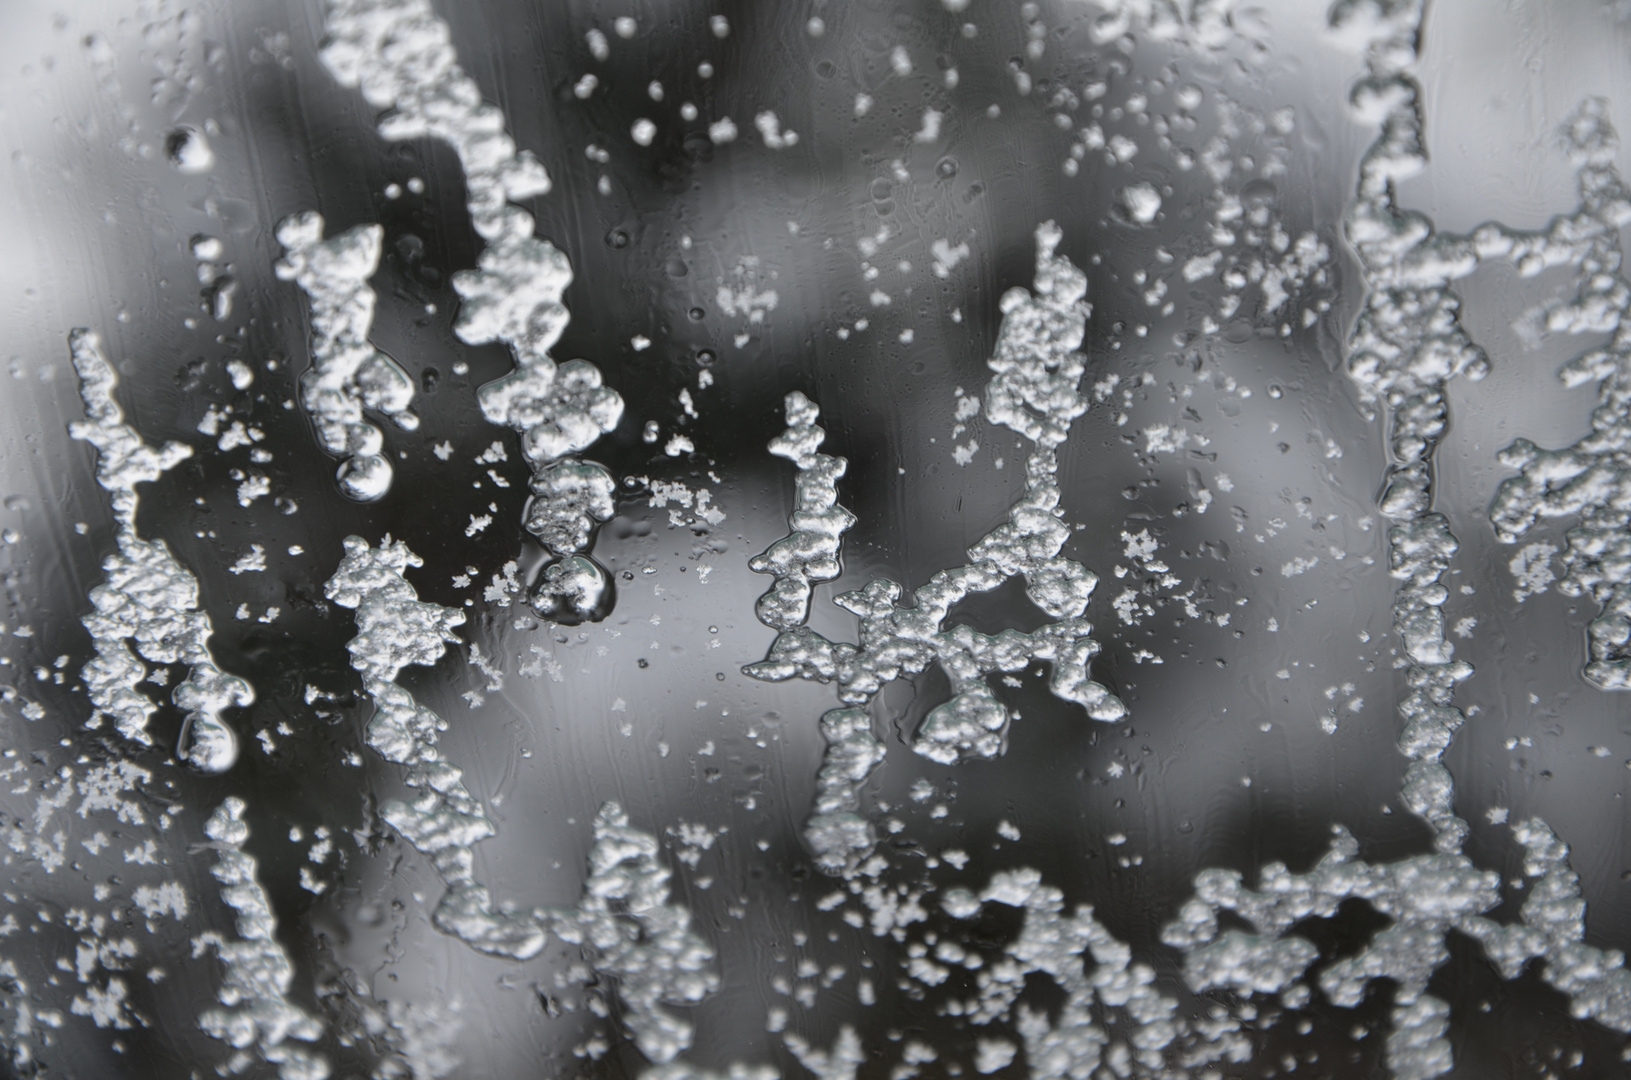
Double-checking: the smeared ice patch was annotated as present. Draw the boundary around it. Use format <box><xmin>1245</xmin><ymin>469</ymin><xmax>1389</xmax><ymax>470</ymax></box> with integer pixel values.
<box><xmin>932</xmin><ymin>238</ymin><xmax>970</xmax><ymax>279</ymax></box>
<box><xmin>914</xmin><ymin>108</ymin><xmax>943</xmax><ymax>143</ymax></box>
<box><xmin>754</xmin><ymin>111</ymin><xmax>797</xmax><ymax>149</ymax></box>
<box><xmin>1141</xmin><ymin>423</ymin><xmax>1185</xmax><ymax>454</ymax></box>
<box><xmin>784</xmin><ymin>1026</ymin><xmax>863</xmax><ymax>1080</ymax></box>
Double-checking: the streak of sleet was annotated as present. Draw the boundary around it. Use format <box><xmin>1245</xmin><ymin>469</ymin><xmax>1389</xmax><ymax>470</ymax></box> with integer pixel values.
<box><xmin>274</xmin><ymin>211</ymin><xmax>418</xmax><ymax>502</ymax></box>
<box><xmin>1158</xmin><ymin>5</ymin><xmax>1631</xmax><ymax>1077</ymax></box>
<box><xmin>69</xmin><ymin>329</ymin><xmax>252</xmax><ymax>773</ymax></box>
<box><xmin>195</xmin><ymin>798</ymin><xmax>330</xmax><ymax>1080</ymax></box>
<box><xmin>320</xmin><ymin>0</ymin><xmax>624</xmax><ymax>623</ymax></box>
<box><xmin>326</xmin><ymin>537</ymin><xmax>722</xmax><ymax>1065</ymax></box>
<box><xmin>1486</xmin><ymin>99</ymin><xmax>1631</xmax><ymax>690</ymax></box>
<box><xmin>745</xmin><ymin>224</ymin><xmax>1124</xmax><ymax>878</ymax></box>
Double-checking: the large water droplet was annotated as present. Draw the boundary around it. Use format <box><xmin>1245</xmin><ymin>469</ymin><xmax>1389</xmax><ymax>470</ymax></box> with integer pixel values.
<box><xmin>531</xmin><ymin>555</ymin><xmax>615</xmax><ymax>625</ymax></box>
<box><xmin>1116</xmin><ymin>182</ymin><xmax>1162</xmax><ymax>225</ymax></box>
<box><xmin>179</xmin><ymin>716</ymin><xmax>238</xmax><ymax>774</ymax></box>
<box><xmin>166</xmin><ymin>126</ymin><xmax>215</xmax><ymax>174</ymax></box>
<box><xmin>337</xmin><ymin>455</ymin><xmax>393</xmax><ymax>502</ymax></box>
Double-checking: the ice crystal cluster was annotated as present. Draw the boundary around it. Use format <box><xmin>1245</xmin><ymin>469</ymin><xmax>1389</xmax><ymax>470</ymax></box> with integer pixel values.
<box><xmin>326</xmin><ymin>537</ymin><xmax>721</xmax><ymax>1066</ymax></box>
<box><xmin>275</xmin><ymin>211</ymin><xmax>418</xmax><ymax>502</ymax></box>
<box><xmin>1486</xmin><ymin>100</ymin><xmax>1631</xmax><ymax>689</ymax></box>
<box><xmin>325</xmin><ymin>534</ymin><xmax>545</xmax><ymax>959</ymax></box>
<box><xmin>746</xmin><ymin>225</ymin><xmax>1125</xmax><ymax>876</ymax></box>
<box><xmin>320</xmin><ymin>0</ymin><xmax>624</xmax><ymax>623</ymax></box>
<box><xmin>196</xmin><ymin>798</ymin><xmax>330</xmax><ymax>1080</ymax></box>
<box><xmin>12</xmin><ymin>0</ymin><xmax>1631</xmax><ymax>1076</ymax></box>
<box><xmin>70</xmin><ymin>328</ymin><xmax>252</xmax><ymax>773</ymax></box>
<box><xmin>945</xmin><ymin>867</ymin><xmax>1252</xmax><ymax>1079</ymax></box>
<box><xmin>1150</xmin><ymin>5</ymin><xmax>1631</xmax><ymax>1077</ymax></box>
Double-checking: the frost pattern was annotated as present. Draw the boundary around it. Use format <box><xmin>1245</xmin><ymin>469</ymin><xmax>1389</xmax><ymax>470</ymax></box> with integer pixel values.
<box><xmin>320</xmin><ymin>0</ymin><xmax>624</xmax><ymax>622</ymax></box>
<box><xmin>749</xmin><ymin>392</ymin><xmax>856</xmax><ymax>632</ymax></box>
<box><xmin>196</xmin><ymin>798</ymin><xmax>330</xmax><ymax>1080</ymax></box>
<box><xmin>275</xmin><ymin>210</ymin><xmax>418</xmax><ymax>502</ymax></box>
<box><xmin>69</xmin><ymin>328</ymin><xmax>252</xmax><ymax>773</ymax></box>
<box><xmin>325</xmin><ymin>535</ymin><xmax>546</xmax><ymax>960</ymax></box>
<box><xmin>944</xmin><ymin>867</ymin><xmax>1250</xmax><ymax>1078</ymax></box>
<box><xmin>552</xmin><ymin>802</ymin><xmax>721</xmax><ymax>1065</ymax></box>
<box><xmin>1156</xmin><ymin>6</ymin><xmax>1631</xmax><ymax>1077</ymax></box>
<box><xmin>745</xmin><ymin>225</ymin><xmax>1125</xmax><ymax>877</ymax></box>
<box><xmin>1487</xmin><ymin>100</ymin><xmax>1631</xmax><ymax>689</ymax></box>
<box><xmin>326</xmin><ymin>537</ymin><xmax>721</xmax><ymax>1067</ymax></box>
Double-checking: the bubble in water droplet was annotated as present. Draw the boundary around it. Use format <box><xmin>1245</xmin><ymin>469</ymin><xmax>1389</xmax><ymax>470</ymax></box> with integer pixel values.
<box><xmin>935</xmin><ymin>156</ymin><xmax>959</xmax><ymax>179</ymax></box>
<box><xmin>531</xmin><ymin>555</ymin><xmax>615</xmax><ymax>625</ymax></box>
<box><xmin>166</xmin><ymin>126</ymin><xmax>214</xmax><ymax>174</ymax></box>
<box><xmin>606</xmin><ymin>228</ymin><xmax>631</xmax><ymax>249</ymax></box>
<box><xmin>688</xmin><ymin>306</ymin><xmax>705</xmax><ymax>321</ymax></box>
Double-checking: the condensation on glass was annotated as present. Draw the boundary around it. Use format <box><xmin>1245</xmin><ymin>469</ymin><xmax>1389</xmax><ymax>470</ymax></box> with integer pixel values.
<box><xmin>2</xmin><ymin>1</ymin><xmax>1631</xmax><ymax>1077</ymax></box>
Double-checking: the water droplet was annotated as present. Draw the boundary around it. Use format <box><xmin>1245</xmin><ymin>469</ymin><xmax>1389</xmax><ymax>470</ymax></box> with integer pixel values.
<box><xmin>179</xmin><ymin>716</ymin><xmax>238</xmax><ymax>774</ymax></box>
<box><xmin>166</xmin><ymin>126</ymin><xmax>214</xmax><ymax>174</ymax></box>
<box><xmin>337</xmin><ymin>455</ymin><xmax>393</xmax><ymax>502</ymax></box>
<box><xmin>531</xmin><ymin>555</ymin><xmax>615</xmax><ymax>625</ymax></box>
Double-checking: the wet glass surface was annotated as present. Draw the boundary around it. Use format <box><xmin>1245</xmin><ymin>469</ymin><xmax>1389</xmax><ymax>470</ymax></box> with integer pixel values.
<box><xmin>5</xmin><ymin>1</ymin><xmax>1631</xmax><ymax>1077</ymax></box>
